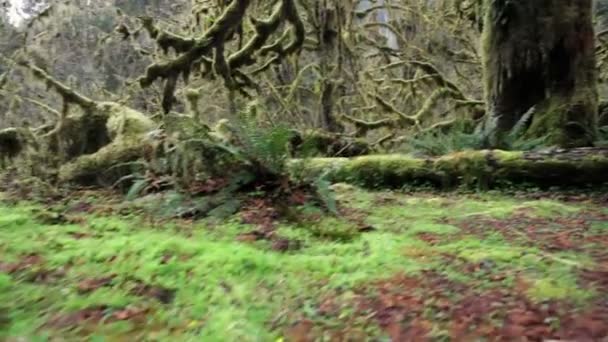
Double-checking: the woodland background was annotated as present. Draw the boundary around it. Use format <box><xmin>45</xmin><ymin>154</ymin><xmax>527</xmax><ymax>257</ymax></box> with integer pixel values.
<box><xmin>2</xmin><ymin>0</ymin><xmax>607</xmax><ymax>153</ymax></box>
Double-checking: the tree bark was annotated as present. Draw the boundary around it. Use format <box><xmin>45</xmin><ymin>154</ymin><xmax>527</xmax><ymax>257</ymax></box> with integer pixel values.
<box><xmin>482</xmin><ymin>0</ymin><xmax>598</xmax><ymax>148</ymax></box>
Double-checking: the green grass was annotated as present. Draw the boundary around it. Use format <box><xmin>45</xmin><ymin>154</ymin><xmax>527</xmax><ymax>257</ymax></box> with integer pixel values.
<box><xmin>0</xmin><ymin>185</ymin><xmax>604</xmax><ymax>340</ymax></box>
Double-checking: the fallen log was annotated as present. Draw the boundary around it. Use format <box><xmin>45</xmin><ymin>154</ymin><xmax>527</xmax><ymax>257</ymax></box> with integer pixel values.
<box><xmin>289</xmin><ymin>148</ymin><xmax>608</xmax><ymax>188</ymax></box>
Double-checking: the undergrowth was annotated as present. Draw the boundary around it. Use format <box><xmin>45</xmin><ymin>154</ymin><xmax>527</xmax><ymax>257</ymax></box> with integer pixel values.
<box><xmin>2</xmin><ymin>185</ymin><xmax>605</xmax><ymax>340</ymax></box>
<box><xmin>401</xmin><ymin>113</ymin><xmax>549</xmax><ymax>157</ymax></box>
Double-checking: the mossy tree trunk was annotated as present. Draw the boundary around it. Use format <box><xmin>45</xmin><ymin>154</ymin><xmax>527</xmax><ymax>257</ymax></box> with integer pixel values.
<box><xmin>482</xmin><ymin>0</ymin><xmax>598</xmax><ymax>147</ymax></box>
<box><xmin>316</xmin><ymin>1</ymin><xmax>345</xmax><ymax>133</ymax></box>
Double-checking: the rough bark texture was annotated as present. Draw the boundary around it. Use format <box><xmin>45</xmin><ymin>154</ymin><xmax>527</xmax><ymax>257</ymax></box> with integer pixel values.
<box><xmin>482</xmin><ymin>0</ymin><xmax>598</xmax><ymax>147</ymax></box>
<box><xmin>290</xmin><ymin>148</ymin><xmax>608</xmax><ymax>188</ymax></box>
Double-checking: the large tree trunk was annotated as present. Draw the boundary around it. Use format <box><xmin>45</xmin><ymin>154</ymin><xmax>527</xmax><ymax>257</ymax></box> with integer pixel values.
<box><xmin>482</xmin><ymin>0</ymin><xmax>598</xmax><ymax>148</ymax></box>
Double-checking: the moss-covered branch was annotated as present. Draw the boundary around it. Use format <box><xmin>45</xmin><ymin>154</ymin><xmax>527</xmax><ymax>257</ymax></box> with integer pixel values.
<box><xmin>341</xmin><ymin>114</ymin><xmax>397</xmax><ymax>136</ymax></box>
<box><xmin>57</xmin><ymin>135</ymin><xmax>151</xmax><ymax>182</ymax></box>
<box><xmin>139</xmin><ymin>0</ymin><xmax>305</xmax><ymax>112</ymax></box>
<box><xmin>139</xmin><ymin>17</ymin><xmax>196</xmax><ymax>54</ymax></box>
<box><xmin>408</xmin><ymin>60</ymin><xmax>467</xmax><ymax>101</ymax></box>
<box><xmin>139</xmin><ymin>0</ymin><xmax>252</xmax><ymax>89</ymax></box>
<box><xmin>16</xmin><ymin>59</ymin><xmax>96</xmax><ymax>110</ymax></box>
<box><xmin>227</xmin><ymin>2</ymin><xmax>284</xmax><ymax>68</ymax></box>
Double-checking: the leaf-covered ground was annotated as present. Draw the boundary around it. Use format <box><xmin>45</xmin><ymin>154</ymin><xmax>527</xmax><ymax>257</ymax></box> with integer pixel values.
<box><xmin>1</xmin><ymin>185</ymin><xmax>607</xmax><ymax>341</ymax></box>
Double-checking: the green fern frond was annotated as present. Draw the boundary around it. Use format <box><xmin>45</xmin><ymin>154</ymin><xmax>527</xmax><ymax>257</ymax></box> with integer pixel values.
<box><xmin>508</xmin><ymin>105</ymin><xmax>536</xmax><ymax>140</ymax></box>
<box><xmin>126</xmin><ymin>178</ymin><xmax>149</xmax><ymax>200</ymax></box>
<box><xmin>315</xmin><ymin>174</ymin><xmax>338</xmax><ymax>215</ymax></box>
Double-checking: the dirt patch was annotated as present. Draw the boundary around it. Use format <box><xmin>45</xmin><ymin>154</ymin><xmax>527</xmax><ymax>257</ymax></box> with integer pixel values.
<box><xmin>0</xmin><ymin>254</ymin><xmax>43</xmax><ymax>274</ymax></box>
<box><xmin>309</xmin><ymin>267</ymin><xmax>608</xmax><ymax>341</ymax></box>
<box><xmin>47</xmin><ymin>305</ymin><xmax>149</xmax><ymax>329</ymax></box>
<box><xmin>77</xmin><ymin>275</ymin><xmax>116</xmax><ymax>293</ymax></box>
<box><xmin>188</xmin><ymin>178</ymin><xmax>230</xmax><ymax>195</ymax></box>
<box><xmin>580</xmin><ymin>268</ymin><xmax>608</xmax><ymax>293</ymax></box>
<box><xmin>0</xmin><ymin>254</ymin><xmax>66</xmax><ymax>284</ymax></box>
<box><xmin>448</xmin><ymin>210</ymin><xmax>608</xmax><ymax>256</ymax></box>
<box><xmin>129</xmin><ymin>280</ymin><xmax>176</xmax><ymax>304</ymax></box>
<box><xmin>415</xmin><ymin>232</ymin><xmax>444</xmax><ymax>246</ymax></box>
<box><xmin>271</xmin><ymin>237</ymin><xmax>302</xmax><ymax>252</ymax></box>
<box><xmin>240</xmin><ymin>198</ymin><xmax>280</xmax><ymax>231</ymax></box>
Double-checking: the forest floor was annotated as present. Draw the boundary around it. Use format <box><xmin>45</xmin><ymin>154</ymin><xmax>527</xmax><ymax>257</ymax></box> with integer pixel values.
<box><xmin>1</xmin><ymin>184</ymin><xmax>608</xmax><ymax>341</ymax></box>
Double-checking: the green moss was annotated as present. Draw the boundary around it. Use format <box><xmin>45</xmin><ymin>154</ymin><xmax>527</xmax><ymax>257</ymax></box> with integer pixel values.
<box><xmin>303</xmin><ymin>217</ymin><xmax>361</xmax><ymax>241</ymax></box>
<box><xmin>58</xmin><ymin>135</ymin><xmax>149</xmax><ymax>182</ymax></box>
<box><xmin>337</xmin><ymin>155</ymin><xmax>432</xmax><ymax>187</ymax></box>
<box><xmin>0</xmin><ymin>188</ymin><xmax>604</xmax><ymax>340</ymax></box>
<box><xmin>439</xmin><ymin>236</ymin><xmax>528</xmax><ymax>263</ymax></box>
<box><xmin>0</xmin><ymin>203</ymin><xmax>427</xmax><ymax>340</ymax></box>
<box><xmin>438</xmin><ymin>235</ymin><xmax>595</xmax><ymax>304</ymax></box>
<box><xmin>290</xmin><ymin>149</ymin><xmax>608</xmax><ymax>189</ymax></box>
<box><xmin>522</xmin><ymin>199</ymin><xmax>581</xmax><ymax>216</ymax></box>
<box><xmin>331</xmin><ymin>183</ymin><xmax>376</xmax><ymax>209</ymax></box>
<box><xmin>590</xmin><ymin>221</ymin><xmax>608</xmax><ymax>234</ymax></box>
<box><xmin>101</xmin><ymin>102</ymin><xmax>156</xmax><ymax>138</ymax></box>
<box><xmin>527</xmin><ymin>275</ymin><xmax>594</xmax><ymax>304</ymax></box>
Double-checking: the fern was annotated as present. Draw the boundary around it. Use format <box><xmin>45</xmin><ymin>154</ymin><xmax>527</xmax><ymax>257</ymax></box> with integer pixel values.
<box><xmin>230</xmin><ymin>106</ymin><xmax>293</xmax><ymax>176</ymax></box>
<box><xmin>314</xmin><ymin>173</ymin><xmax>338</xmax><ymax>215</ymax></box>
<box><xmin>126</xmin><ymin>178</ymin><xmax>149</xmax><ymax>200</ymax></box>
<box><xmin>403</xmin><ymin>123</ymin><xmax>484</xmax><ymax>157</ymax></box>
<box><xmin>502</xmin><ymin>106</ymin><xmax>547</xmax><ymax>150</ymax></box>
<box><xmin>508</xmin><ymin>105</ymin><xmax>536</xmax><ymax>140</ymax></box>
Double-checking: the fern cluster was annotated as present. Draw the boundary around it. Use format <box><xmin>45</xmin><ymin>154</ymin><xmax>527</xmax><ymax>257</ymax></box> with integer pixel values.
<box><xmin>123</xmin><ymin>99</ymin><xmax>339</xmax><ymax>210</ymax></box>
<box><xmin>403</xmin><ymin>109</ymin><xmax>549</xmax><ymax>157</ymax></box>
<box><xmin>400</xmin><ymin>120</ymin><xmax>484</xmax><ymax>156</ymax></box>
<box><xmin>231</xmin><ymin>109</ymin><xmax>293</xmax><ymax>177</ymax></box>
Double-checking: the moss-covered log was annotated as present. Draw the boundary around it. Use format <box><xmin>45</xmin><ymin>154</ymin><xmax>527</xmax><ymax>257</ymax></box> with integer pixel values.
<box><xmin>57</xmin><ymin>135</ymin><xmax>152</xmax><ymax>183</ymax></box>
<box><xmin>482</xmin><ymin>0</ymin><xmax>598</xmax><ymax>147</ymax></box>
<box><xmin>11</xmin><ymin>59</ymin><xmax>157</xmax><ymax>183</ymax></box>
<box><xmin>289</xmin><ymin>148</ymin><xmax>608</xmax><ymax>188</ymax></box>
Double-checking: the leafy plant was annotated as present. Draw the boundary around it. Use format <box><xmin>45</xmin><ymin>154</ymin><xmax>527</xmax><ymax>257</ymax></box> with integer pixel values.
<box><xmin>501</xmin><ymin>106</ymin><xmax>548</xmax><ymax>151</ymax></box>
<box><xmin>229</xmin><ymin>107</ymin><xmax>295</xmax><ymax>178</ymax></box>
<box><xmin>404</xmin><ymin>109</ymin><xmax>548</xmax><ymax>157</ymax></box>
<box><xmin>314</xmin><ymin>174</ymin><xmax>339</xmax><ymax>215</ymax></box>
<box><xmin>401</xmin><ymin>123</ymin><xmax>484</xmax><ymax>157</ymax></box>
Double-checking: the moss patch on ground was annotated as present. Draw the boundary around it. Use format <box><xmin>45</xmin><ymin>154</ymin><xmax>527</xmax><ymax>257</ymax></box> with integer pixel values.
<box><xmin>1</xmin><ymin>185</ymin><xmax>607</xmax><ymax>340</ymax></box>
